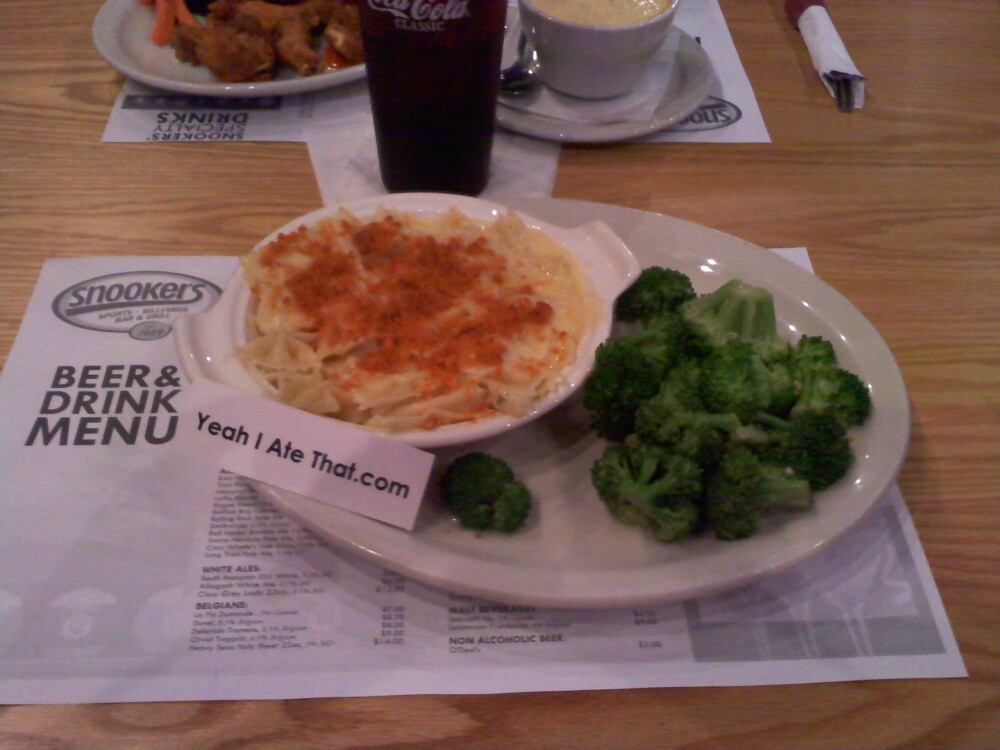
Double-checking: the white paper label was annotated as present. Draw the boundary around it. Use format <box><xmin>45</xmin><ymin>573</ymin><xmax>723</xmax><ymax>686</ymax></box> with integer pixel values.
<box><xmin>181</xmin><ymin>379</ymin><xmax>434</xmax><ymax>530</ymax></box>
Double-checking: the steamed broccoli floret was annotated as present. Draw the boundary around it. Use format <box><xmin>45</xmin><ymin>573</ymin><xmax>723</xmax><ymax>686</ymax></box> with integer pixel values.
<box><xmin>636</xmin><ymin>360</ymin><xmax>704</xmax><ymax>418</ymax></box>
<box><xmin>755</xmin><ymin>411</ymin><xmax>853</xmax><ymax>491</ymax></box>
<box><xmin>582</xmin><ymin>334</ymin><xmax>673</xmax><ymax>441</ymax></box>
<box><xmin>752</xmin><ymin>331</ymin><xmax>794</xmax><ymax>368</ymax></box>
<box><xmin>614</xmin><ymin>267</ymin><xmax>696</xmax><ymax>323</ymax></box>
<box><xmin>634</xmin><ymin>363</ymin><xmax>740</xmax><ymax>466</ymax></box>
<box><xmin>591</xmin><ymin>437</ymin><xmax>703</xmax><ymax>543</ymax></box>
<box><xmin>439</xmin><ymin>453</ymin><xmax>532</xmax><ymax>533</ymax></box>
<box><xmin>488</xmin><ymin>483</ymin><xmax>533</xmax><ymax>532</ymax></box>
<box><xmin>681</xmin><ymin>278</ymin><xmax>782</xmax><ymax>348</ymax></box>
<box><xmin>698</xmin><ymin>340</ymin><xmax>774</xmax><ymax>421</ymax></box>
<box><xmin>786</xmin><ymin>332</ymin><xmax>871</xmax><ymax>427</ymax></box>
<box><xmin>705</xmin><ymin>445</ymin><xmax>812</xmax><ymax>541</ymax></box>
<box><xmin>704</xmin><ymin>446</ymin><xmax>760</xmax><ymax>540</ymax></box>
<box><xmin>641</xmin><ymin>310</ymin><xmax>713</xmax><ymax>362</ymax></box>
<box><xmin>791</xmin><ymin>366</ymin><xmax>872</xmax><ymax>427</ymax></box>
<box><xmin>766</xmin><ymin>356</ymin><xmax>800</xmax><ymax>418</ymax></box>
<box><xmin>636</xmin><ymin>405</ymin><xmax>735</xmax><ymax>468</ymax></box>
<box><xmin>586</xmin><ymin>269</ymin><xmax>872</xmax><ymax>544</ymax></box>
<box><xmin>783</xmin><ymin>412</ymin><xmax>853</xmax><ymax>490</ymax></box>
<box><xmin>792</xmin><ymin>334</ymin><xmax>838</xmax><ymax>371</ymax></box>
<box><xmin>680</xmin><ymin>278</ymin><xmax>795</xmax><ymax>398</ymax></box>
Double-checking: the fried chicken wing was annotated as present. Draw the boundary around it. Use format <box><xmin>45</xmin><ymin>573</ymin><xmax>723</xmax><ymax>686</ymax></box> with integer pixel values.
<box><xmin>170</xmin><ymin>0</ymin><xmax>359</xmax><ymax>81</ymax></box>
<box><xmin>324</xmin><ymin>1</ymin><xmax>363</xmax><ymax>65</ymax></box>
<box><xmin>235</xmin><ymin>0</ymin><xmax>332</xmax><ymax>29</ymax></box>
<box><xmin>220</xmin><ymin>1</ymin><xmax>333</xmax><ymax>75</ymax></box>
<box><xmin>272</xmin><ymin>18</ymin><xmax>317</xmax><ymax>75</ymax></box>
<box><xmin>171</xmin><ymin>24</ymin><xmax>276</xmax><ymax>83</ymax></box>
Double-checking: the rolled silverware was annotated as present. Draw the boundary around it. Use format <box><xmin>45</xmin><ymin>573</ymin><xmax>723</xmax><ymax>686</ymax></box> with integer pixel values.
<box><xmin>786</xmin><ymin>0</ymin><xmax>866</xmax><ymax>112</ymax></box>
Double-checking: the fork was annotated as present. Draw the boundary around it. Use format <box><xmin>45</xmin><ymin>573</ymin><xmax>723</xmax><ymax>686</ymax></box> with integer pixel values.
<box><xmin>823</xmin><ymin>70</ymin><xmax>860</xmax><ymax>113</ymax></box>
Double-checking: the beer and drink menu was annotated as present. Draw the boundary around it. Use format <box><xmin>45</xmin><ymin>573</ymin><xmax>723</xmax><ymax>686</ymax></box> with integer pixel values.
<box><xmin>0</xmin><ymin>250</ymin><xmax>965</xmax><ymax>705</ymax></box>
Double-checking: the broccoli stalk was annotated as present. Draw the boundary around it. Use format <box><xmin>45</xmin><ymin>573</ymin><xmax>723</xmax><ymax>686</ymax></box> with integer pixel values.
<box><xmin>439</xmin><ymin>453</ymin><xmax>532</xmax><ymax>533</ymax></box>
<box><xmin>591</xmin><ymin>438</ymin><xmax>703</xmax><ymax>543</ymax></box>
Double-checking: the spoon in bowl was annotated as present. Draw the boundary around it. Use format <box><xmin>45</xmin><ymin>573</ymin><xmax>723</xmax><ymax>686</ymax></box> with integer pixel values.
<box><xmin>499</xmin><ymin>33</ymin><xmax>540</xmax><ymax>96</ymax></box>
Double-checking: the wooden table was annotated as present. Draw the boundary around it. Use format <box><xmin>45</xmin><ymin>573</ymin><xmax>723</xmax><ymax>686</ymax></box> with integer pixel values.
<box><xmin>1</xmin><ymin>0</ymin><xmax>998</xmax><ymax>747</ymax></box>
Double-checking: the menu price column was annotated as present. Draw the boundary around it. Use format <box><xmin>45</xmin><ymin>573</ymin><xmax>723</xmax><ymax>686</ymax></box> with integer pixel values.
<box><xmin>372</xmin><ymin>570</ymin><xmax>407</xmax><ymax>647</ymax></box>
<box><xmin>633</xmin><ymin>608</ymin><xmax>664</xmax><ymax>651</ymax></box>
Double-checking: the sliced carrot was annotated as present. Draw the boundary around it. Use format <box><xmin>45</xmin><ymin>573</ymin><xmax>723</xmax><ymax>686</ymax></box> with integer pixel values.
<box><xmin>174</xmin><ymin>0</ymin><xmax>199</xmax><ymax>27</ymax></box>
<box><xmin>151</xmin><ymin>0</ymin><xmax>177</xmax><ymax>46</ymax></box>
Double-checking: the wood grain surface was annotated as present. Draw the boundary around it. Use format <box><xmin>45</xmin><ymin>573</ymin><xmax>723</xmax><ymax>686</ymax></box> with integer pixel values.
<box><xmin>1</xmin><ymin>0</ymin><xmax>998</xmax><ymax>747</ymax></box>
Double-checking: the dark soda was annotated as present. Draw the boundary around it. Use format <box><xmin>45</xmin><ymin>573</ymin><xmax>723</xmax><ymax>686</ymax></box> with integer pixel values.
<box><xmin>357</xmin><ymin>0</ymin><xmax>508</xmax><ymax>196</ymax></box>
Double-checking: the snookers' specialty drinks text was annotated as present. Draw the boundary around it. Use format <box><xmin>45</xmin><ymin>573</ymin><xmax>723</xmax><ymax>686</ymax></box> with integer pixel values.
<box><xmin>358</xmin><ymin>0</ymin><xmax>507</xmax><ymax>195</ymax></box>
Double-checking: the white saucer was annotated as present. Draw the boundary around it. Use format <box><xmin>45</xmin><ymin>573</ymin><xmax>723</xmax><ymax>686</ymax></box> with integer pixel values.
<box><xmin>496</xmin><ymin>23</ymin><xmax>714</xmax><ymax>143</ymax></box>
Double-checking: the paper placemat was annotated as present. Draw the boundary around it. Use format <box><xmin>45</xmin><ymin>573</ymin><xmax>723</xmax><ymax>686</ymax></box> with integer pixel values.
<box><xmin>0</xmin><ymin>249</ymin><xmax>965</xmax><ymax>705</ymax></box>
<box><xmin>100</xmin><ymin>0</ymin><xmax>769</xmax><ymax>147</ymax></box>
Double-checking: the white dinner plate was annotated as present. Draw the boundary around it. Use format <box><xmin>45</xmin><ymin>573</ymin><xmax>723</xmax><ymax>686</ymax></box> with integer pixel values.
<box><xmin>496</xmin><ymin>19</ymin><xmax>714</xmax><ymax>143</ymax></box>
<box><xmin>206</xmin><ymin>198</ymin><xmax>910</xmax><ymax>610</ymax></box>
<box><xmin>92</xmin><ymin>0</ymin><xmax>366</xmax><ymax>98</ymax></box>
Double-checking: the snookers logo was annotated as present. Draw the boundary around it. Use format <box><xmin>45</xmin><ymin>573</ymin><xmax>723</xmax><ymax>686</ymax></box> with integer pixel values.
<box><xmin>52</xmin><ymin>272</ymin><xmax>222</xmax><ymax>341</ymax></box>
<box><xmin>365</xmin><ymin>0</ymin><xmax>470</xmax><ymax>29</ymax></box>
<box><xmin>671</xmin><ymin>97</ymin><xmax>743</xmax><ymax>132</ymax></box>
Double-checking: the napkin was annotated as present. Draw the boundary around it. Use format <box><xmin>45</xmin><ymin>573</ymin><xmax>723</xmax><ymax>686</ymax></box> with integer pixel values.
<box><xmin>499</xmin><ymin>27</ymin><xmax>683</xmax><ymax>126</ymax></box>
<box><xmin>785</xmin><ymin>0</ymin><xmax>865</xmax><ymax>111</ymax></box>
<box><xmin>304</xmin><ymin>120</ymin><xmax>561</xmax><ymax>206</ymax></box>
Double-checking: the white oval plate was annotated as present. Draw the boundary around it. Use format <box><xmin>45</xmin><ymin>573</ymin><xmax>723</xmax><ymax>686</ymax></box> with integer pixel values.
<box><xmin>188</xmin><ymin>198</ymin><xmax>910</xmax><ymax>610</ymax></box>
<box><xmin>496</xmin><ymin>21</ymin><xmax>714</xmax><ymax>143</ymax></box>
<box><xmin>92</xmin><ymin>0</ymin><xmax>366</xmax><ymax>98</ymax></box>
<box><xmin>173</xmin><ymin>193</ymin><xmax>641</xmax><ymax>449</ymax></box>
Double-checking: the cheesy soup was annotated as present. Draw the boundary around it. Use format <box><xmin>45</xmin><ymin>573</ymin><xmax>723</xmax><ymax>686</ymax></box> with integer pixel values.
<box><xmin>530</xmin><ymin>0</ymin><xmax>673</xmax><ymax>26</ymax></box>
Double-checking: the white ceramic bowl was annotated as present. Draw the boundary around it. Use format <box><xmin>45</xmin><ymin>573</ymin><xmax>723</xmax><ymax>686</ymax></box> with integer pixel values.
<box><xmin>173</xmin><ymin>193</ymin><xmax>641</xmax><ymax>449</ymax></box>
<box><xmin>518</xmin><ymin>0</ymin><xmax>679</xmax><ymax>99</ymax></box>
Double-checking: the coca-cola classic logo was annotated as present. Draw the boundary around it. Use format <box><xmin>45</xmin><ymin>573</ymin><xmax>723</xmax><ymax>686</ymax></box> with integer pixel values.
<box><xmin>365</xmin><ymin>0</ymin><xmax>471</xmax><ymax>27</ymax></box>
<box><xmin>52</xmin><ymin>271</ymin><xmax>222</xmax><ymax>341</ymax></box>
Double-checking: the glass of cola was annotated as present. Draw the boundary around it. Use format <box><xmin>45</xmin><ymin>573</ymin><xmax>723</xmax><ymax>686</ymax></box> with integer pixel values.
<box><xmin>357</xmin><ymin>0</ymin><xmax>508</xmax><ymax>195</ymax></box>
